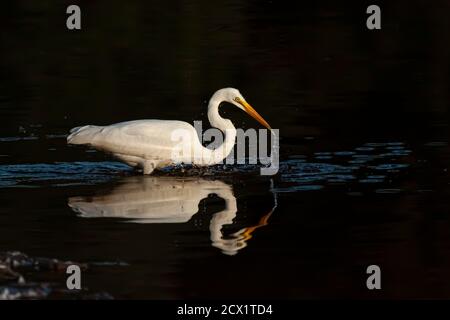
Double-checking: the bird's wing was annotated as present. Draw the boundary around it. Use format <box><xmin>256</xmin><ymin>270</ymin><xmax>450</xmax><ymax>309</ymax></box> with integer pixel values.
<box><xmin>90</xmin><ymin>120</ymin><xmax>197</xmax><ymax>161</ymax></box>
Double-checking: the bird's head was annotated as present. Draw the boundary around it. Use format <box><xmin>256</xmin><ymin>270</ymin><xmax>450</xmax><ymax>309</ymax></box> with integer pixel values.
<box><xmin>216</xmin><ymin>88</ymin><xmax>272</xmax><ymax>130</ymax></box>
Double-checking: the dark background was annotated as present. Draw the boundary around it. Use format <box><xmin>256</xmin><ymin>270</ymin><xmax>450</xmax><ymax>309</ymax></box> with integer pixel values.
<box><xmin>1</xmin><ymin>1</ymin><xmax>449</xmax><ymax>148</ymax></box>
<box><xmin>1</xmin><ymin>1</ymin><xmax>450</xmax><ymax>299</ymax></box>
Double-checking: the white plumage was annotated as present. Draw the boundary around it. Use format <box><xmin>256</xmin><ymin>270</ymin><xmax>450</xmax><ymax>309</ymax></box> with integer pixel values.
<box><xmin>68</xmin><ymin>176</ymin><xmax>274</xmax><ymax>255</ymax></box>
<box><xmin>67</xmin><ymin>88</ymin><xmax>271</xmax><ymax>174</ymax></box>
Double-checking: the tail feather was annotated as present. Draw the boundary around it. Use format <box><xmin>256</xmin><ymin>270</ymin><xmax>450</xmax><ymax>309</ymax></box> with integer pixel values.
<box><xmin>70</xmin><ymin>126</ymin><xmax>85</xmax><ymax>133</ymax></box>
<box><xmin>67</xmin><ymin>125</ymin><xmax>102</xmax><ymax>145</ymax></box>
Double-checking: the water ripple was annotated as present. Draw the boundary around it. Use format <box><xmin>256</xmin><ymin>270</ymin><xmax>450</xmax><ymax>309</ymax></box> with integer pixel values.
<box><xmin>0</xmin><ymin>142</ymin><xmax>412</xmax><ymax>193</ymax></box>
<box><xmin>0</xmin><ymin>162</ymin><xmax>132</xmax><ymax>187</ymax></box>
<box><xmin>278</xmin><ymin>141</ymin><xmax>411</xmax><ymax>193</ymax></box>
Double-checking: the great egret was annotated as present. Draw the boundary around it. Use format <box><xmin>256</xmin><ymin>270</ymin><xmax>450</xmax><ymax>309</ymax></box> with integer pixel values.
<box><xmin>67</xmin><ymin>88</ymin><xmax>271</xmax><ymax>174</ymax></box>
<box><xmin>68</xmin><ymin>176</ymin><xmax>275</xmax><ymax>255</ymax></box>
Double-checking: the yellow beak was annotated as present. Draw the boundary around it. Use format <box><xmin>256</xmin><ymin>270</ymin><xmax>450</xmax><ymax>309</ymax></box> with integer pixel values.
<box><xmin>239</xmin><ymin>100</ymin><xmax>272</xmax><ymax>130</ymax></box>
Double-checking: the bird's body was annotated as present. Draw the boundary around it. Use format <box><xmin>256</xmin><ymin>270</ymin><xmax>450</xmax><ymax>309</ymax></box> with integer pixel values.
<box><xmin>68</xmin><ymin>119</ymin><xmax>199</xmax><ymax>173</ymax></box>
<box><xmin>67</xmin><ymin>88</ymin><xmax>271</xmax><ymax>174</ymax></box>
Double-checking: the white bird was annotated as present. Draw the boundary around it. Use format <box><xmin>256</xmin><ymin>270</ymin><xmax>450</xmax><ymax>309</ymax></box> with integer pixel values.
<box><xmin>68</xmin><ymin>176</ymin><xmax>275</xmax><ymax>255</ymax></box>
<box><xmin>67</xmin><ymin>88</ymin><xmax>271</xmax><ymax>174</ymax></box>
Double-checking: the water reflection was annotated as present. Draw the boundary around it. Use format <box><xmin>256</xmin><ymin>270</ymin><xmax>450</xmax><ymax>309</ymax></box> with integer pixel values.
<box><xmin>68</xmin><ymin>176</ymin><xmax>276</xmax><ymax>256</ymax></box>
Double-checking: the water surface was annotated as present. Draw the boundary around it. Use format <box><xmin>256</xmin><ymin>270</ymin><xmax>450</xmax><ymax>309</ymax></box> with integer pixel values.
<box><xmin>1</xmin><ymin>1</ymin><xmax>450</xmax><ymax>299</ymax></box>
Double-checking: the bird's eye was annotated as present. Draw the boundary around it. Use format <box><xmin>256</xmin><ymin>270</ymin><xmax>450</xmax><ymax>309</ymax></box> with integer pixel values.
<box><xmin>234</xmin><ymin>97</ymin><xmax>240</xmax><ymax>102</ymax></box>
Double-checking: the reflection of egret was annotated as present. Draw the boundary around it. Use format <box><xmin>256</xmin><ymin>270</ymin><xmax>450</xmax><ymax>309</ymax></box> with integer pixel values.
<box><xmin>68</xmin><ymin>177</ymin><xmax>275</xmax><ymax>255</ymax></box>
<box><xmin>67</xmin><ymin>88</ymin><xmax>271</xmax><ymax>174</ymax></box>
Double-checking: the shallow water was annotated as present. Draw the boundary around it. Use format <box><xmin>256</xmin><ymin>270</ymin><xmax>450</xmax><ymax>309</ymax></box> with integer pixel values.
<box><xmin>1</xmin><ymin>1</ymin><xmax>450</xmax><ymax>299</ymax></box>
<box><xmin>2</xmin><ymin>138</ymin><xmax>449</xmax><ymax>299</ymax></box>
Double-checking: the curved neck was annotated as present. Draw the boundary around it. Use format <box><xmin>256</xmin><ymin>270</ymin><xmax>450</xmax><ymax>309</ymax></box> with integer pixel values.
<box><xmin>198</xmin><ymin>97</ymin><xmax>236</xmax><ymax>165</ymax></box>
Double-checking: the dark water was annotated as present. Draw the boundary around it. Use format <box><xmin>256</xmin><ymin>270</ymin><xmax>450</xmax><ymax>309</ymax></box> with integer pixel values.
<box><xmin>1</xmin><ymin>1</ymin><xmax>450</xmax><ymax>299</ymax></box>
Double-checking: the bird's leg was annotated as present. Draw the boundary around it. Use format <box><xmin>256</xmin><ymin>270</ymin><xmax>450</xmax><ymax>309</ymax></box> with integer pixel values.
<box><xmin>142</xmin><ymin>160</ymin><xmax>157</xmax><ymax>175</ymax></box>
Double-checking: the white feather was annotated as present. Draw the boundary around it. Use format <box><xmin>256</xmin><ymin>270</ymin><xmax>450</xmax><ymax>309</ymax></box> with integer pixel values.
<box><xmin>67</xmin><ymin>88</ymin><xmax>269</xmax><ymax>174</ymax></box>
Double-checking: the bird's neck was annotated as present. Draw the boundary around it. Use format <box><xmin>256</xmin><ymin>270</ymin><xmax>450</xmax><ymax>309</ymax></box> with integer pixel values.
<box><xmin>208</xmin><ymin>97</ymin><xmax>229</xmax><ymax>129</ymax></box>
<box><xmin>201</xmin><ymin>98</ymin><xmax>237</xmax><ymax>165</ymax></box>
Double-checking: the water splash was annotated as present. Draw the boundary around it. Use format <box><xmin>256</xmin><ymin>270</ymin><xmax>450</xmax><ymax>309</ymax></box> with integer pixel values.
<box><xmin>0</xmin><ymin>142</ymin><xmax>412</xmax><ymax>192</ymax></box>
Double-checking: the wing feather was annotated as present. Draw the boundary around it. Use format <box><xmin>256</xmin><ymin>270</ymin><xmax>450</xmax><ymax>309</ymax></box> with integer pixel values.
<box><xmin>89</xmin><ymin>120</ymin><xmax>196</xmax><ymax>161</ymax></box>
